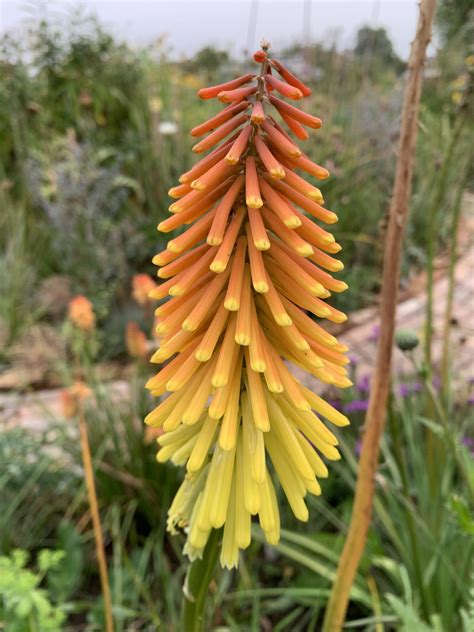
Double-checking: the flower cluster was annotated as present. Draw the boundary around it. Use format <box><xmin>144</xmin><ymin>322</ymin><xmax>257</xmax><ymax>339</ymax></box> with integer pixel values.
<box><xmin>68</xmin><ymin>296</ymin><xmax>95</xmax><ymax>331</ymax></box>
<box><xmin>146</xmin><ymin>45</ymin><xmax>351</xmax><ymax>568</ymax></box>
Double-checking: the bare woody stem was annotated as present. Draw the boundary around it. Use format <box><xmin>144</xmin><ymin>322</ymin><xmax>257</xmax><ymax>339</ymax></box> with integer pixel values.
<box><xmin>321</xmin><ymin>1</ymin><xmax>437</xmax><ymax>630</ymax></box>
<box><xmin>78</xmin><ymin>402</ymin><xmax>114</xmax><ymax>632</ymax></box>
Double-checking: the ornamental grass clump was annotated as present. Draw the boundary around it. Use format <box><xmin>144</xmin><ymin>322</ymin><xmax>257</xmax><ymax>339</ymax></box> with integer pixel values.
<box><xmin>146</xmin><ymin>43</ymin><xmax>351</xmax><ymax>568</ymax></box>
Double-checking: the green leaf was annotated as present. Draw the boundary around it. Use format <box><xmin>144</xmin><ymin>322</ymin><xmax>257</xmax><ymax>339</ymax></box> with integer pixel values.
<box><xmin>38</xmin><ymin>549</ymin><xmax>65</xmax><ymax>574</ymax></box>
<box><xmin>450</xmin><ymin>495</ymin><xmax>474</xmax><ymax>535</ymax></box>
<box><xmin>46</xmin><ymin>522</ymin><xmax>84</xmax><ymax>602</ymax></box>
<box><xmin>385</xmin><ymin>594</ymin><xmax>432</xmax><ymax>631</ymax></box>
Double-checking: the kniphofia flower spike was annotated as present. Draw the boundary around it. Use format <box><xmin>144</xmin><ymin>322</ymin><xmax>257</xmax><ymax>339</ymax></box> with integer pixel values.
<box><xmin>146</xmin><ymin>43</ymin><xmax>351</xmax><ymax>568</ymax></box>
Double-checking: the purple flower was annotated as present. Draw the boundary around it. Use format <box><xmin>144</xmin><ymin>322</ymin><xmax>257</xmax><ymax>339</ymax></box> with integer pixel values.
<box><xmin>398</xmin><ymin>384</ymin><xmax>412</xmax><ymax>398</ymax></box>
<box><xmin>328</xmin><ymin>399</ymin><xmax>343</xmax><ymax>411</ymax></box>
<box><xmin>348</xmin><ymin>353</ymin><xmax>360</xmax><ymax>366</ymax></box>
<box><xmin>462</xmin><ymin>437</ymin><xmax>474</xmax><ymax>454</ymax></box>
<box><xmin>357</xmin><ymin>374</ymin><xmax>371</xmax><ymax>393</ymax></box>
<box><xmin>368</xmin><ymin>324</ymin><xmax>380</xmax><ymax>343</ymax></box>
<box><xmin>396</xmin><ymin>382</ymin><xmax>423</xmax><ymax>398</ymax></box>
<box><xmin>343</xmin><ymin>399</ymin><xmax>369</xmax><ymax>413</ymax></box>
<box><xmin>467</xmin><ymin>395</ymin><xmax>474</xmax><ymax>406</ymax></box>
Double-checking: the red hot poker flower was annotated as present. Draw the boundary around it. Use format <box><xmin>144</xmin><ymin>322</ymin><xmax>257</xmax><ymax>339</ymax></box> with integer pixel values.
<box><xmin>146</xmin><ymin>44</ymin><xmax>351</xmax><ymax>569</ymax></box>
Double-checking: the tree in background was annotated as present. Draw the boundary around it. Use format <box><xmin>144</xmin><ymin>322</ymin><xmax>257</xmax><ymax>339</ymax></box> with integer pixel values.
<box><xmin>437</xmin><ymin>0</ymin><xmax>474</xmax><ymax>44</ymax></box>
<box><xmin>354</xmin><ymin>26</ymin><xmax>404</xmax><ymax>77</ymax></box>
<box><xmin>185</xmin><ymin>46</ymin><xmax>231</xmax><ymax>81</ymax></box>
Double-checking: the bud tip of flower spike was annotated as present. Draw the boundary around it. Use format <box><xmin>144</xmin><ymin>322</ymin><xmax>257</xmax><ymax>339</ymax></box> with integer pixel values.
<box><xmin>224</xmin><ymin>297</ymin><xmax>239</xmax><ymax>311</ymax></box>
<box><xmin>271</xmin><ymin>167</ymin><xmax>286</xmax><ymax>180</ymax></box>
<box><xmin>166</xmin><ymin>242</ymin><xmax>182</xmax><ymax>254</ymax></box>
<box><xmin>308</xmin><ymin>188</ymin><xmax>324</xmax><ymax>202</ymax></box>
<box><xmin>255</xmin><ymin>238</ymin><xmax>271</xmax><ymax>251</ymax></box>
<box><xmin>168</xmin><ymin>201</ymin><xmax>181</xmax><ymax>213</ymax></box>
<box><xmin>144</xmin><ymin>412</ymin><xmax>156</xmax><ymax>426</ymax></box>
<box><xmin>253</xmin><ymin>50</ymin><xmax>267</xmax><ymax>63</ymax></box>
<box><xmin>254</xmin><ymin>280</ymin><xmax>269</xmax><ymax>293</ymax></box>
<box><xmin>191</xmin><ymin>180</ymin><xmax>206</xmax><ymax>191</ymax></box>
<box><xmin>210</xmin><ymin>261</ymin><xmax>227</xmax><ymax>273</ymax></box>
<box><xmin>225</xmin><ymin>154</ymin><xmax>238</xmax><ymax>165</ymax></box>
<box><xmin>252</xmin><ymin>359</ymin><xmax>266</xmax><ymax>373</ymax></box>
<box><xmin>321</xmin><ymin>234</ymin><xmax>335</xmax><ymax>244</ymax></box>
<box><xmin>150</xmin><ymin>350</ymin><xmax>164</xmax><ymax>363</ymax></box>
<box><xmin>298</xmin><ymin>244</ymin><xmax>314</xmax><ymax>257</ymax></box>
<box><xmin>212</xmin><ymin>375</ymin><xmax>227</xmax><ymax>388</ymax></box>
<box><xmin>168</xmin><ymin>285</ymin><xmax>183</xmax><ymax>296</ymax></box>
<box><xmin>195</xmin><ymin>349</ymin><xmax>211</xmax><ymax>362</ymax></box>
<box><xmin>276</xmin><ymin>314</ymin><xmax>292</xmax><ymax>327</ymax></box>
<box><xmin>284</xmin><ymin>216</ymin><xmax>302</xmax><ymax>229</ymax></box>
<box><xmin>246</xmin><ymin>196</ymin><xmax>264</xmax><ymax>209</ymax></box>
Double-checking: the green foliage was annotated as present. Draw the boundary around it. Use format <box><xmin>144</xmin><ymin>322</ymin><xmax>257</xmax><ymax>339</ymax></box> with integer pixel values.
<box><xmin>45</xmin><ymin>522</ymin><xmax>84</xmax><ymax>604</ymax></box>
<box><xmin>437</xmin><ymin>0</ymin><xmax>474</xmax><ymax>44</ymax></box>
<box><xmin>0</xmin><ymin>426</ymin><xmax>82</xmax><ymax>552</ymax></box>
<box><xmin>0</xmin><ymin>549</ymin><xmax>66</xmax><ymax>631</ymax></box>
<box><xmin>0</xmin><ymin>376</ymin><xmax>185</xmax><ymax>629</ymax></box>
<box><xmin>354</xmin><ymin>26</ymin><xmax>404</xmax><ymax>75</ymax></box>
<box><xmin>184</xmin><ymin>46</ymin><xmax>230</xmax><ymax>79</ymax></box>
<box><xmin>0</xmin><ymin>195</ymin><xmax>39</xmax><ymax>347</ymax></box>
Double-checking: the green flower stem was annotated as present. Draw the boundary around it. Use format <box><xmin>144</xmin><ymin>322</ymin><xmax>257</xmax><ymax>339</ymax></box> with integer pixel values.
<box><xmin>411</xmin><ymin>355</ymin><xmax>474</xmax><ymax>505</ymax></box>
<box><xmin>424</xmin><ymin>121</ymin><xmax>464</xmax><ymax>499</ymax></box>
<box><xmin>424</xmin><ymin>120</ymin><xmax>463</xmax><ymax>372</ymax></box>
<box><xmin>440</xmin><ymin>162</ymin><xmax>469</xmax><ymax>400</ymax></box>
<box><xmin>181</xmin><ymin>529</ymin><xmax>220</xmax><ymax>632</ymax></box>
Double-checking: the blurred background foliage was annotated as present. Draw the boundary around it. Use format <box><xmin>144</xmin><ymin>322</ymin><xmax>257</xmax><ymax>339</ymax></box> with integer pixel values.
<box><xmin>1</xmin><ymin>0</ymin><xmax>472</xmax><ymax>355</ymax></box>
<box><xmin>0</xmin><ymin>1</ymin><xmax>473</xmax><ymax>630</ymax></box>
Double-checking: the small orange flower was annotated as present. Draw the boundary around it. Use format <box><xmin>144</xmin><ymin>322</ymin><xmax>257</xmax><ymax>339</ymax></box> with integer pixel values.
<box><xmin>144</xmin><ymin>425</ymin><xmax>164</xmax><ymax>444</ymax></box>
<box><xmin>126</xmin><ymin>322</ymin><xmax>148</xmax><ymax>359</ymax></box>
<box><xmin>132</xmin><ymin>274</ymin><xmax>157</xmax><ymax>306</ymax></box>
<box><xmin>68</xmin><ymin>296</ymin><xmax>95</xmax><ymax>331</ymax></box>
<box><xmin>61</xmin><ymin>381</ymin><xmax>92</xmax><ymax>418</ymax></box>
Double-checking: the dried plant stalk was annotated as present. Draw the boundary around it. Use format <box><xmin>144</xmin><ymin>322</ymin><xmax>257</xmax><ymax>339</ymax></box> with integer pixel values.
<box><xmin>322</xmin><ymin>1</ymin><xmax>437</xmax><ymax>629</ymax></box>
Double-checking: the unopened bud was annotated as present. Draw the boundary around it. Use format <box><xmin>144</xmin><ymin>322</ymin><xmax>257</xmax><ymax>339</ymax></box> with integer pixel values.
<box><xmin>253</xmin><ymin>50</ymin><xmax>267</xmax><ymax>63</ymax></box>
<box><xmin>395</xmin><ymin>328</ymin><xmax>419</xmax><ymax>352</ymax></box>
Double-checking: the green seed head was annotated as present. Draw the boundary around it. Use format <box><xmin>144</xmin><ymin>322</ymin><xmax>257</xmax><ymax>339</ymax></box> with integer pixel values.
<box><xmin>395</xmin><ymin>328</ymin><xmax>419</xmax><ymax>352</ymax></box>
